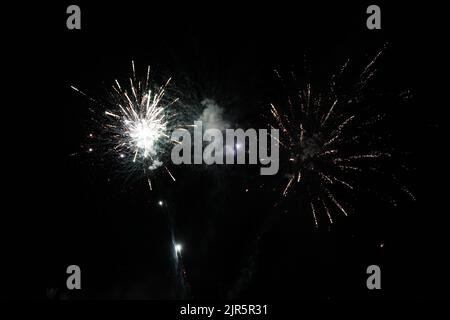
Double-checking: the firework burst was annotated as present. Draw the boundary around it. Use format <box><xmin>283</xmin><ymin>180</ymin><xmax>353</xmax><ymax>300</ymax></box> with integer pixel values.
<box><xmin>268</xmin><ymin>47</ymin><xmax>414</xmax><ymax>227</ymax></box>
<box><xmin>72</xmin><ymin>61</ymin><xmax>179</xmax><ymax>189</ymax></box>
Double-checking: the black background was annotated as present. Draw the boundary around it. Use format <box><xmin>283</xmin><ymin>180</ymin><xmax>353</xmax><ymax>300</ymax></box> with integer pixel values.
<box><xmin>3</xmin><ymin>1</ymin><xmax>448</xmax><ymax>301</ymax></box>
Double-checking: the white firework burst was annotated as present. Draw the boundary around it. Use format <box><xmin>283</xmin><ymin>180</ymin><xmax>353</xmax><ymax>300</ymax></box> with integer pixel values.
<box><xmin>72</xmin><ymin>61</ymin><xmax>178</xmax><ymax>189</ymax></box>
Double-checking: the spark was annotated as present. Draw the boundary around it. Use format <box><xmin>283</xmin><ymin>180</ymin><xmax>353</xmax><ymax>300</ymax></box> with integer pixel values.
<box><xmin>321</xmin><ymin>198</ymin><xmax>333</xmax><ymax>224</ymax></box>
<box><xmin>148</xmin><ymin>178</ymin><xmax>153</xmax><ymax>191</ymax></box>
<box><xmin>310</xmin><ymin>202</ymin><xmax>318</xmax><ymax>228</ymax></box>
<box><xmin>165</xmin><ymin>166</ymin><xmax>176</xmax><ymax>182</ymax></box>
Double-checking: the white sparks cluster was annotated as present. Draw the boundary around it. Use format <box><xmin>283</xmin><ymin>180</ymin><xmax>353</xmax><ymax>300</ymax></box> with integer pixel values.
<box><xmin>72</xmin><ymin>61</ymin><xmax>178</xmax><ymax>190</ymax></box>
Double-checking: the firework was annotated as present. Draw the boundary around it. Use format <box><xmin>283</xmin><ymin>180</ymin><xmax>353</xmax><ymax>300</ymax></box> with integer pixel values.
<box><xmin>268</xmin><ymin>47</ymin><xmax>414</xmax><ymax>227</ymax></box>
<box><xmin>72</xmin><ymin>61</ymin><xmax>178</xmax><ymax>189</ymax></box>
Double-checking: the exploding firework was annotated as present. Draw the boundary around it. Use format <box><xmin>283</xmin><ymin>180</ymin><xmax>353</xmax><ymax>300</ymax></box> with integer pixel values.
<box><xmin>72</xmin><ymin>61</ymin><xmax>179</xmax><ymax>189</ymax></box>
<box><xmin>268</xmin><ymin>47</ymin><xmax>414</xmax><ymax>227</ymax></box>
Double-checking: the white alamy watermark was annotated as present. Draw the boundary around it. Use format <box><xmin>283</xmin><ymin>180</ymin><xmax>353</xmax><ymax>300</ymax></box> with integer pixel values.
<box><xmin>170</xmin><ymin>121</ymin><xmax>279</xmax><ymax>175</ymax></box>
<box><xmin>66</xmin><ymin>5</ymin><xmax>81</xmax><ymax>30</ymax></box>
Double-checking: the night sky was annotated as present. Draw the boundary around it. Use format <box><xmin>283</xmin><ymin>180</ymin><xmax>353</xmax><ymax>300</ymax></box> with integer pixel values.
<box><xmin>3</xmin><ymin>2</ymin><xmax>448</xmax><ymax>301</ymax></box>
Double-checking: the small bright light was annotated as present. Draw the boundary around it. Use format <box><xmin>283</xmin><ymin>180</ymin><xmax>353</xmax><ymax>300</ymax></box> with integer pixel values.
<box><xmin>236</xmin><ymin>143</ymin><xmax>242</xmax><ymax>150</ymax></box>
<box><xmin>119</xmin><ymin>154</ymin><xmax>125</xmax><ymax>158</ymax></box>
<box><xmin>88</xmin><ymin>148</ymin><xmax>93</xmax><ymax>152</ymax></box>
<box><xmin>175</xmin><ymin>244</ymin><xmax>182</xmax><ymax>253</ymax></box>
<box><xmin>158</xmin><ymin>200</ymin><xmax>163</xmax><ymax>206</ymax></box>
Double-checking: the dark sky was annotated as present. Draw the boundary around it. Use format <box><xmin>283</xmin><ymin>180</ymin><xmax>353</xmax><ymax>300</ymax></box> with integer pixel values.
<box><xmin>3</xmin><ymin>1</ymin><xmax>448</xmax><ymax>300</ymax></box>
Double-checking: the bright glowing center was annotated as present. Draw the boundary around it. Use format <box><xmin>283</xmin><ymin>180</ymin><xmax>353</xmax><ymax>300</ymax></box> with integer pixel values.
<box><xmin>127</xmin><ymin>118</ymin><xmax>164</xmax><ymax>158</ymax></box>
